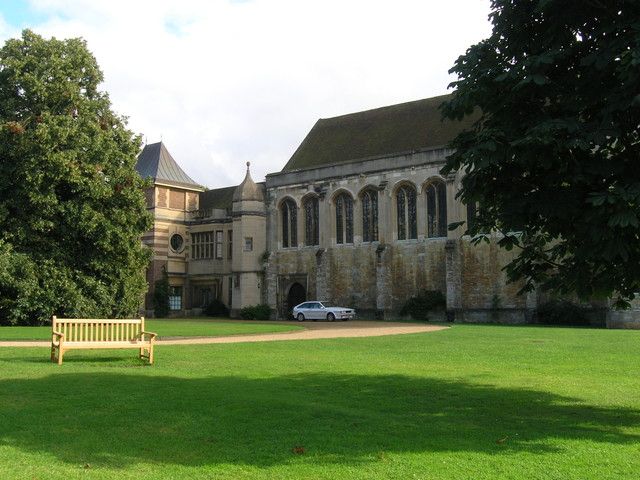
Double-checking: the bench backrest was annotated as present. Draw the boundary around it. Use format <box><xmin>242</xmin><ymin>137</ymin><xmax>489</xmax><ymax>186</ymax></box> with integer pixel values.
<box><xmin>52</xmin><ymin>316</ymin><xmax>145</xmax><ymax>342</ymax></box>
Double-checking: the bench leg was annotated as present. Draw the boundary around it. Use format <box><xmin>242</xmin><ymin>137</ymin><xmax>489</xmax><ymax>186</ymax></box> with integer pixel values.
<box><xmin>149</xmin><ymin>344</ymin><xmax>154</xmax><ymax>365</ymax></box>
<box><xmin>58</xmin><ymin>348</ymin><xmax>64</xmax><ymax>365</ymax></box>
<box><xmin>51</xmin><ymin>344</ymin><xmax>56</xmax><ymax>363</ymax></box>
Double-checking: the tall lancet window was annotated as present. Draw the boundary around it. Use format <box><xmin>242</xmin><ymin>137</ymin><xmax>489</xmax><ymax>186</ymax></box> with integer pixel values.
<box><xmin>396</xmin><ymin>184</ymin><xmax>417</xmax><ymax>240</ymax></box>
<box><xmin>426</xmin><ymin>180</ymin><xmax>447</xmax><ymax>238</ymax></box>
<box><xmin>335</xmin><ymin>193</ymin><xmax>354</xmax><ymax>244</ymax></box>
<box><xmin>303</xmin><ymin>196</ymin><xmax>319</xmax><ymax>246</ymax></box>
<box><xmin>281</xmin><ymin>198</ymin><xmax>297</xmax><ymax>248</ymax></box>
<box><xmin>362</xmin><ymin>189</ymin><xmax>378</xmax><ymax>242</ymax></box>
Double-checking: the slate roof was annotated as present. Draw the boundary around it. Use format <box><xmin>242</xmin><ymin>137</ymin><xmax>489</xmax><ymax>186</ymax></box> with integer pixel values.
<box><xmin>199</xmin><ymin>186</ymin><xmax>237</xmax><ymax>210</ymax></box>
<box><xmin>281</xmin><ymin>94</ymin><xmax>479</xmax><ymax>172</ymax></box>
<box><xmin>136</xmin><ymin>142</ymin><xmax>204</xmax><ymax>191</ymax></box>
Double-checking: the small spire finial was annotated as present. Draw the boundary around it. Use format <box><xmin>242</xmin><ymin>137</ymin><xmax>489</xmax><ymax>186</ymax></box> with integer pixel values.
<box><xmin>246</xmin><ymin>161</ymin><xmax>250</xmax><ymax>172</ymax></box>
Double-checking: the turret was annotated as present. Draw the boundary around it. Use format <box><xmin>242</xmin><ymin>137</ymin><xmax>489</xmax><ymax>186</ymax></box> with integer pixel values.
<box><xmin>230</xmin><ymin>162</ymin><xmax>267</xmax><ymax>316</ymax></box>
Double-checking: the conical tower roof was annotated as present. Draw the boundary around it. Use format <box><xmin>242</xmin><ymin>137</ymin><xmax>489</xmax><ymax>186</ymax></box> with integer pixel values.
<box><xmin>136</xmin><ymin>142</ymin><xmax>204</xmax><ymax>191</ymax></box>
<box><xmin>233</xmin><ymin>162</ymin><xmax>264</xmax><ymax>202</ymax></box>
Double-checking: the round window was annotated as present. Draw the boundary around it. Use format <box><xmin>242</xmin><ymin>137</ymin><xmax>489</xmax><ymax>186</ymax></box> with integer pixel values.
<box><xmin>170</xmin><ymin>233</ymin><xmax>184</xmax><ymax>252</ymax></box>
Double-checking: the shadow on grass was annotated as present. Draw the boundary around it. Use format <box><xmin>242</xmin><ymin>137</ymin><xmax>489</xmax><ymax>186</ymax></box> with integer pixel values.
<box><xmin>1</xmin><ymin>372</ymin><xmax>639</xmax><ymax>468</ymax></box>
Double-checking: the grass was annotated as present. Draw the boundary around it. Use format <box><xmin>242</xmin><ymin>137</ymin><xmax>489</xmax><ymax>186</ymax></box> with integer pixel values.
<box><xmin>0</xmin><ymin>324</ymin><xmax>639</xmax><ymax>479</ymax></box>
<box><xmin>0</xmin><ymin>318</ymin><xmax>302</xmax><ymax>340</ymax></box>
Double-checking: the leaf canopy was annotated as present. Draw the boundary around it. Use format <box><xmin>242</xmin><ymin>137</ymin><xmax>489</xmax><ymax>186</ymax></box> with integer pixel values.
<box><xmin>441</xmin><ymin>1</ymin><xmax>640</xmax><ymax>306</ymax></box>
<box><xmin>0</xmin><ymin>30</ymin><xmax>152</xmax><ymax>324</ymax></box>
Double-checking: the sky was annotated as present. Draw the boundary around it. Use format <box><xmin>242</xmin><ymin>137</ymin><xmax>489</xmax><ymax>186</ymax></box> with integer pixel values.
<box><xmin>0</xmin><ymin>0</ymin><xmax>492</xmax><ymax>189</ymax></box>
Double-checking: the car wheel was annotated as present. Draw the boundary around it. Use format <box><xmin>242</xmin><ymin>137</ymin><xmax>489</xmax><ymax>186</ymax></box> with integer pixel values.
<box><xmin>327</xmin><ymin>313</ymin><xmax>335</xmax><ymax>322</ymax></box>
<box><xmin>297</xmin><ymin>313</ymin><xmax>305</xmax><ymax>322</ymax></box>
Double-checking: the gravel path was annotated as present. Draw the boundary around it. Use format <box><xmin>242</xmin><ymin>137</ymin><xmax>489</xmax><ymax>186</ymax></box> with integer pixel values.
<box><xmin>0</xmin><ymin>321</ymin><xmax>447</xmax><ymax>348</ymax></box>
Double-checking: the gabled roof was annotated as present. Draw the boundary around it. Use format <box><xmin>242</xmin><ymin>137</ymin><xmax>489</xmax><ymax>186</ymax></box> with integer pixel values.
<box><xmin>281</xmin><ymin>94</ymin><xmax>479</xmax><ymax>172</ymax></box>
<box><xmin>136</xmin><ymin>142</ymin><xmax>204</xmax><ymax>191</ymax></box>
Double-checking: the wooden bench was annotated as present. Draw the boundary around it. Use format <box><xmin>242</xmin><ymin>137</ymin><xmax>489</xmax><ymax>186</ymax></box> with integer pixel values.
<box><xmin>51</xmin><ymin>316</ymin><xmax>157</xmax><ymax>365</ymax></box>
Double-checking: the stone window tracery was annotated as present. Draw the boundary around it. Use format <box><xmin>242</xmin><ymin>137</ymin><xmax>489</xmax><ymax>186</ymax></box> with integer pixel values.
<box><xmin>281</xmin><ymin>198</ymin><xmax>297</xmax><ymax>248</ymax></box>
<box><xmin>335</xmin><ymin>193</ymin><xmax>354</xmax><ymax>244</ymax></box>
<box><xmin>426</xmin><ymin>180</ymin><xmax>447</xmax><ymax>238</ymax></box>
<box><xmin>362</xmin><ymin>189</ymin><xmax>378</xmax><ymax>242</ymax></box>
<box><xmin>396</xmin><ymin>184</ymin><xmax>417</xmax><ymax>240</ymax></box>
<box><xmin>303</xmin><ymin>196</ymin><xmax>319</xmax><ymax>246</ymax></box>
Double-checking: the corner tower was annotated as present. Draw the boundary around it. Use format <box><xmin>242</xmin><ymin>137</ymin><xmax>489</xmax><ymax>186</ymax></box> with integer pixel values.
<box><xmin>136</xmin><ymin>142</ymin><xmax>204</xmax><ymax>315</ymax></box>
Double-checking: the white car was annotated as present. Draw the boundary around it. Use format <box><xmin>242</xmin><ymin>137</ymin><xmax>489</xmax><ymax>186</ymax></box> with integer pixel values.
<box><xmin>292</xmin><ymin>301</ymin><xmax>356</xmax><ymax>322</ymax></box>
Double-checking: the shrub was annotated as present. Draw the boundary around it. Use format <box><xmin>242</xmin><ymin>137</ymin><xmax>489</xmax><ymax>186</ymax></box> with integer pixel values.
<box><xmin>203</xmin><ymin>299</ymin><xmax>229</xmax><ymax>317</ymax></box>
<box><xmin>536</xmin><ymin>300</ymin><xmax>590</xmax><ymax>326</ymax></box>
<box><xmin>400</xmin><ymin>290</ymin><xmax>446</xmax><ymax>321</ymax></box>
<box><xmin>239</xmin><ymin>304</ymin><xmax>272</xmax><ymax>320</ymax></box>
<box><xmin>152</xmin><ymin>269</ymin><xmax>170</xmax><ymax>318</ymax></box>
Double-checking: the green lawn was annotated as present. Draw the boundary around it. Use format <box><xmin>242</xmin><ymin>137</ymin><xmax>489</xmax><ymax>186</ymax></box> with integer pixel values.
<box><xmin>0</xmin><ymin>318</ymin><xmax>302</xmax><ymax>340</ymax></box>
<box><xmin>0</xmin><ymin>324</ymin><xmax>639</xmax><ymax>479</ymax></box>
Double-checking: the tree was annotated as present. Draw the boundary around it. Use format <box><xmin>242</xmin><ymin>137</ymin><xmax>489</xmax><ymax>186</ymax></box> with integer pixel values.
<box><xmin>152</xmin><ymin>267</ymin><xmax>170</xmax><ymax>318</ymax></box>
<box><xmin>0</xmin><ymin>30</ymin><xmax>152</xmax><ymax>324</ymax></box>
<box><xmin>441</xmin><ymin>1</ymin><xmax>640</xmax><ymax>306</ymax></box>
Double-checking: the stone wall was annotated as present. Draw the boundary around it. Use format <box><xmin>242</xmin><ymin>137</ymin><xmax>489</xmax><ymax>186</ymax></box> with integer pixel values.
<box><xmin>264</xmin><ymin>148</ymin><xmax>542</xmax><ymax>322</ymax></box>
<box><xmin>606</xmin><ymin>296</ymin><xmax>640</xmax><ymax>329</ymax></box>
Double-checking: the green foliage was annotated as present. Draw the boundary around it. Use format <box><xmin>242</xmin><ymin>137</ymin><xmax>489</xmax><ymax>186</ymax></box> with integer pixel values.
<box><xmin>203</xmin><ymin>299</ymin><xmax>230</xmax><ymax>317</ymax></box>
<box><xmin>536</xmin><ymin>299</ymin><xmax>591</xmax><ymax>327</ymax></box>
<box><xmin>0</xmin><ymin>30</ymin><xmax>152</xmax><ymax>324</ymax></box>
<box><xmin>0</xmin><ymin>241</ymin><xmax>121</xmax><ymax>326</ymax></box>
<box><xmin>0</xmin><ymin>244</ymin><xmax>42</xmax><ymax>325</ymax></box>
<box><xmin>152</xmin><ymin>269</ymin><xmax>170</xmax><ymax>318</ymax></box>
<box><xmin>441</xmin><ymin>2</ymin><xmax>640</xmax><ymax>306</ymax></box>
<box><xmin>239</xmin><ymin>304</ymin><xmax>272</xmax><ymax>320</ymax></box>
<box><xmin>400</xmin><ymin>290</ymin><xmax>446</xmax><ymax>320</ymax></box>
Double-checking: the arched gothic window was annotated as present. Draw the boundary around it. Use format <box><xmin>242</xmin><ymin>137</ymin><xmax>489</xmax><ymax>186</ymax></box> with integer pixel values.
<box><xmin>426</xmin><ymin>180</ymin><xmax>447</xmax><ymax>238</ymax></box>
<box><xmin>335</xmin><ymin>193</ymin><xmax>354</xmax><ymax>244</ymax></box>
<box><xmin>361</xmin><ymin>189</ymin><xmax>378</xmax><ymax>242</ymax></box>
<box><xmin>281</xmin><ymin>198</ymin><xmax>297</xmax><ymax>248</ymax></box>
<box><xmin>396</xmin><ymin>184</ymin><xmax>417</xmax><ymax>240</ymax></box>
<box><xmin>303</xmin><ymin>196</ymin><xmax>319</xmax><ymax>246</ymax></box>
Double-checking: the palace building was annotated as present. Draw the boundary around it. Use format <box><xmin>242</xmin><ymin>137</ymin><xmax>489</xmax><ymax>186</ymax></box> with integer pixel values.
<box><xmin>137</xmin><ymin>93</ymin><xmax>631</xmax><ymax>326</ymax></box>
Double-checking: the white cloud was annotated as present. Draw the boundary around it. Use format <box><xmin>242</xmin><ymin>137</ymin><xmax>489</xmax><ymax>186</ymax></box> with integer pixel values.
<box><xmin>2</xmin><ymin>0</ymin><xmax>492</xmax><ymax>187</ymax></box>
<box><xmin>0</xmin><ymin>11</ymin><xmax>18</xmax><ymax>39</ymax></box>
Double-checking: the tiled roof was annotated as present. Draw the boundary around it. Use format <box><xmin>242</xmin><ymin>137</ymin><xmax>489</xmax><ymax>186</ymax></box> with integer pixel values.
<box><xmin>281</xmin><ymin>94</ymin><xmax>479</xmax><ymax>172</ymax></box>
<box><xmin>136</xmin><ymin>142</ymin><xmax>204</xmax><ymax>191</ymax></box>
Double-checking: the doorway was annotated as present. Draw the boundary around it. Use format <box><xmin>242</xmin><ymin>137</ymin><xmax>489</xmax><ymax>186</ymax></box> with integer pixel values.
<box><xmin>286</xmin><ymin>282</ymin><xmax>306</xmax><ymax>319</ymax></box>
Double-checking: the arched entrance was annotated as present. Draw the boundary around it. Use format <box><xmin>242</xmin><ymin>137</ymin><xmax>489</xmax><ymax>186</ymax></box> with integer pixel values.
<box><xmin>286</xmin><ymin>282</ymin><xmax>306</xmax><ymax>319</ymax></box>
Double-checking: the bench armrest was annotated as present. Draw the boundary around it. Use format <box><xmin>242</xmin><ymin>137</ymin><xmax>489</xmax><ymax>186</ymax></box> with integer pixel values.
<box><xmin>52</xmin><ymin>330</ymin><xmax>64</xmax><ymax>344</ymax></box>
<box><xmin>141</xmin><ymin>330</ymin><xmax>157</xmax><ymax>340</ymax></box>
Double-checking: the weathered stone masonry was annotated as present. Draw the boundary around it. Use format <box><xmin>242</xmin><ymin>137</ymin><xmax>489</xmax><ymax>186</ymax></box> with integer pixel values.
<box><xmin>137</xmin><ymin>94</ymin><xmax>639</xmax><ymax>327</ymax></box>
